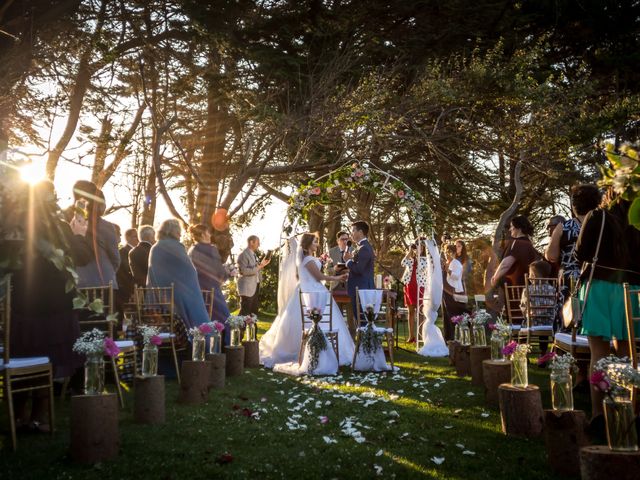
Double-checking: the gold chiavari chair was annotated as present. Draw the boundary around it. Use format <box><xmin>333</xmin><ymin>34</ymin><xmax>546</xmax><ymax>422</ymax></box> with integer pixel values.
<box><xmin>352</xmin><ymin>288</ymin><xmax>395</xmax><ymax>371</ymax></box>
<box><xmin>135</xmin><ymin>285</ymin><xmax>181</xmax><ymax>383</ymax></box>
<box><xmin>298</xmin><ymin>290</ymin><xmax>339</xmax><ymax>366</ymax></box>
<box><xmin>504</xmin><ymin>284</ymin><xmax>526</xmax><ymax>342</ymax></box>
<box><xmin>624</xmin><ymin>283</ymin><xmax>640</xmax><ymax>409</ymax></box>
<box><xmin>77</xmin><ymin>282</ymin><xmax>137</xmax><ymax>408</ymax></box>
<box><xmin>0</xmin><ymin>274</ymin><xmax>55</xmax><ymax>451</ymax></box>
<box><xmin>520</xmin><ymin>274</ymin><xmax>557</xmax><ymax>351</ymax></box>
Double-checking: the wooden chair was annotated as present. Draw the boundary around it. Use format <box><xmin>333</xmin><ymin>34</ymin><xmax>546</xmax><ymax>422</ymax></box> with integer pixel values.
<box><xmin>298</xmin><ymin>290</ymin><xmax>339</xmax><ymax>366</ymax></box>
<box><xmin>78</xmin><ymin>283</ymin><xmax>137</xmax><ymax>408</ymax></box>
<box><xmin>352</xmin><ymin>288</ymin><xmax>395</xmax><ymax>371</ymax></box>
<box><xmin>0</xmin><ymin>274</ymin><xmax>55</xmax><ymax>451</ymax></box>
<box><xmin>519</xmin><ymin>275</ymin><xmax>557</xmax><ymax>351</ymax></box>
<box><xmin>134</xmin><ymin>285</ymin><xmax>181</xmax><ymax>383</ymax></box>
<box><xmin>202</xmin><ymin>289</ymin><xmax>215</xmax><ymax>320</ymax></box>
<box><xmin>624</xmin><ymin>283</ymin><xmax>640</xmax><ymax>408</ymax></box>
<box><xmin>504</xmin><ymin>284</ymin><xmax>526</xmax><ymax>341</ymax></box>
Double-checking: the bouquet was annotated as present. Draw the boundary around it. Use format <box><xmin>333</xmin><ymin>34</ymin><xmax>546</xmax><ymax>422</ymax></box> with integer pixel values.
<box><xmin>472</xmin><ymin>309</ymin><xmax>492</xmax><ymax>326</ymax></box>
<box><xmin>73</xmin><ymin>328</ymin><xmax>120</xmax><ymax>357</ymax></box>
<box><xmin>591</xmin><ymin>355</ymin><xmax>640</xmax><ymax>399</ymax></box>
<box><xmin>488</xmin><ymin>320</ymin><xmax>511</xmax><ymax>337</ymax></box>
<box><xmin>307</xmin><ymin>308</ymin><xmax>327</xmax><ymax>372</ymax></box>
<box><xmin>502</xmin><ymin>341</ymin><xmax>530</xmax><ymax>359</ymax></box>
<box><xmin>212</xmin><ymin>321</ymin><xmax>225</xmax><ymax>333</ymax></box>
<box><xmin>226</xmin><ymin>315</ymin><xmax>246</xmax><ymax>329</ymax></box>
<box><xmin>189</xmin><ymin>322</ymin><xmax>214</xmax><ymax>339</ymax></box>
<box><xmin>319</xmin><ymin>252</ymin><xmax>333</xmax><ymax>269</ymax></box>
<box><xmin>363</xmin><ymin>304</ymin><xmax>376</xmax><ymax>323</ymax></box>
<box><xmin>138</xmin><ymin>325</ymin><xmax>162</xmax><ymax>346</ymax></box>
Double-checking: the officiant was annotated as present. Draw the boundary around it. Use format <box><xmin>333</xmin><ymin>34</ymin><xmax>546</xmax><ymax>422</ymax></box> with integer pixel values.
<box><xmin>328</xmin><ymin>231</ymin><xmax>352</xmax><ymax>291</ymax></box>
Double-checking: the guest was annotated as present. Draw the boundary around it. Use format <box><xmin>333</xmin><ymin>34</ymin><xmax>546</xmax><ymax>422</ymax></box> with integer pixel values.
<box><xmin>9</xmin><ymin>180</ymin><xmax>92</xmax><ymax>431</ymax></box>
<box><xmin>72</xmin><ymin>182</ymin><xmax>120</xmax><ymax>290</ymax></box>
<box><xmin>129</xmin><ymin>225</ymin><xmax>154</xmax><ymax>287</ymax></box>
<box><xmin>401</xmin><ymin>241</ymin><xmax>428</xmax><ymax>343</ymax></box>
<box><xmin>455</xmin><ymin>238</ymin><xmax>472</xmax><ymax>291</ymax></box>
<box><xmin>545</xmin><ymin>184</ymin><xmax>601</xmax><ymax>330</ymax></box>
<box><xmin>237</xmin><ymin>235</ymin><xmax>271</xmax><ymax>318</ymax></box>
<box><xmin>187</xmin><ymin>224</ymin><xmax>231</xmax><ymax>342</ymax></box>
<box><xmin>519</xmin><ymin>260</ymin><xmax>556</xmax><ymax>353</ymax></box>
<box><xmin>490</xmin><ymin>215</ymin><xmax>539</xmax><ymax>287</ymax></box>
<box><xmin>442</xmin><ymin>244</ymin><xmax>469</xmax><ymax>341</ymax></box>
<box><xmin>575</xmin><ymin>189</ymin><xmax>640</xmax><ymax>420</ymax></box>
<box><xmin>147</xmin><ymin>219</ymin><xmax>210</xmax><ymax>330</ymax></box>
<box><xmin>328</xmin><ymin>230</ymin><xmax>351</xmax><ymax>291</ymax></box>
<box><xmin>115</xmin><ymin>228</ymin><xmax>138</xmax><ymax>309</ymax></box>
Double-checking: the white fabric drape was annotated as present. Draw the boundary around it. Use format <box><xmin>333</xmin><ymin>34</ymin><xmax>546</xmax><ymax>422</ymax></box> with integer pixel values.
<box><xmin>277</xmin><ymin>237</ymin><xmax>298</xmax><ymax>317</ymax></box>
<box><xmin>357</xmin><ymin>289</ymin><xmax>383</xmax><ymax>318</ymax></box>
<box><xmin>418</xmin><ymin>239</ymin><xmax>448</xmax><ymax>357</ymax></box>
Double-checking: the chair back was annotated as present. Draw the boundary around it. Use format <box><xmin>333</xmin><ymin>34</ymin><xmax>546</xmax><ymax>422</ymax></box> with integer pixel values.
<box><xmin>0</xmin><ymin>274</ymin><xmax>11</xmax><ymax>364</ymax></box>
<box><xmin>504</xmin><ymin>283</ymin><xmax>526</xmax><ymax>328</ymax></box>
<box><xmin>523</xmin><ymin>274</ymin><xmax>557</xmax><ymax>328</ymax></box>
<box><xmin>77</xmin><ymin>282</ymin><xmax>115</xmax><ymax>336</ymax></box>
<box><xmin>299</xmin><ymin>290</ymin><xmax>333</xmax><ymax>331</ymax></box>
<box><xmin>356</xmin><ymin>288</ymin><xmax>392</xmax><ymax>327</ymax></box>
<box><xmin>202</xmin><ymin>289</ymin><xmax>214</xmax><ymax>320</ymax></box>
<box><xmin>623</xmin><ymin>283</ymin><xmax>640</xmax><ymax>369</ymax></box>
<box><xmin>135</xmin><ymin>285</ymin><xmax>175</xmax><ymax>334</ymax></box>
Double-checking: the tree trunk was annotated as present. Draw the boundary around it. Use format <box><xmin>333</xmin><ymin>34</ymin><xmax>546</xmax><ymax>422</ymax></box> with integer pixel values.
<box><xmin>140</xmin><ymin>162</ymin><xmax>156</xmax><ymax>226</ymax></box>
<box><xmin>498</xmin><ymin>384</ymin><xmax>544</xmax><ymax>437</ymax></box>
<box><xmin>91</xmin><ymin>116</ymin><xmax>113</xmax><ymax>184</ymax></box>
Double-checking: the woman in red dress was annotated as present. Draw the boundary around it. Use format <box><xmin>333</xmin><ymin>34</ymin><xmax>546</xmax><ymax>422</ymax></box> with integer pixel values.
<box><xmin>401</xmin><ymin>242</ymin><xmax>428</xmax><ymax>343</ymax></box>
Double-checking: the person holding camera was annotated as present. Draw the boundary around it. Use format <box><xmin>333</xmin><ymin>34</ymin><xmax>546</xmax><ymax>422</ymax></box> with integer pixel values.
<box><xmin>401</xmin><ymin>241</ymin><xmax>428</xmax><ymax>343</ymax></box>
<box><xmin>237</xmin><ymin>235</ymin><xmax>271</xmax><ymax>318</ymax></box>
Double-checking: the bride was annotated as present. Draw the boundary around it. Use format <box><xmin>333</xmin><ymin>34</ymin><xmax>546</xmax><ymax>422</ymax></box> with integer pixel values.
<box><xmin>260</xmin><ymin>232</ymin><xmax>355</xmax><ymax>372</ymax></box>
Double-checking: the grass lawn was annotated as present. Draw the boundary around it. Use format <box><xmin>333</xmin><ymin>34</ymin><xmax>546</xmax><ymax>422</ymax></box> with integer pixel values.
<box><xmin>1</xmin><ymin>316</ymin><xmax>591</xmax><ymax>479</ymax></box>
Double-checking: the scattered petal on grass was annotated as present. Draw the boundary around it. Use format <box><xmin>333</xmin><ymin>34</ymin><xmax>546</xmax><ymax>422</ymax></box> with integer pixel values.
<box><xmin>374</xmin><ymin>464</ymin><xmax>383</xmax><ymax>475</ymax></box>
<box><xmin>456</xmin><ymin>443</ymin><xmax>465</xmax><ymax>449</ymax></box>
<box><xmin>216</xmin><ymin>452</ymin><xmax>233</xmax><ymax>465</ymax></box>
<box><xmin>463</xmin><ymin>450</ymin><xmax>476</xmax><ymax>456</ymax></box>
<box><xmin>400</xmin><ymin>432</ymin><xmax>410</xmax><ymax>439</ymax></box>
<box><xmin>322</xmin><ymin>436</ymin><xmax>338</xmax><ymax>444</ymax></box>
<box><xmin>319</xmin><ymin>416</ymin><xmax>329</xmax><ymax>424</ymax></box>
<box><xmin>480</xmin><ymin>412</ymin><xmax>490</xmax><ymax>418</ymax></box>
<box><xmin>466</xmin><ymin>392</ymin><xmax>475</xmax><ymax>396</ymax></box>
<box><xmin>444</xmin><ymin>425</ymin><xmax>454</xmax><ymax>429</ymax></box>
<box><xmin>376</xmin><ymin>449</ymin><xmax>384</xmax><ymax>457</ymax></box>
<box><xmin>431</xmin><ymin>457</ymin><xmax>445</xmax><ymax>465</ymax></box>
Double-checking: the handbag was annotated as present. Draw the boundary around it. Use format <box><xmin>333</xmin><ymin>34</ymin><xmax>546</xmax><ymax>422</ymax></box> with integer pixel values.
<box><xmin>561</xmin><ymin>211</ymin><xmax>606</xmax><ymax>329</ymax></box>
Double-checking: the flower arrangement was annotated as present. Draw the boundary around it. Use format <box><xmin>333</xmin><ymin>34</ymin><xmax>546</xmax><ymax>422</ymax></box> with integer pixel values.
<box><xmin>363</xmin><ymin>304</ymin><xmax>376</xmax><ymax>323</ymax></box>
<box><xmin>226</xmin><ymin>315</ymin><xmax>246</xmax><ymax>329</ymax></box>
<box><xmin>502</xmin><ymin>341</ymin><xmax>531</xmax><ymax>387</ymax></box>
<box><xmin>244</xmin><ymin>314</ymin><xmax>258</xmax><ymax>326</ymax></box>
<box><xmin>306</xmin><ymin>307</ymin><xmax>327</xmax><ymax>372</ymax></box>
<box><xmin>189</xmin><ymin>323</ymin><xmax>214</xmax><ymax>339</ymax></box>
<box><xmin>73</xmin><ymin>329</ymin><xmax>120</xmax><ymax>357</ymax></box>
<box><xmin>502</xmin><ymin>341</ymin><xmax>529</xmax><ymax>358</ymax></box>
<box><xmin>472</xmin><ymin>309</ymin><xmax>492</xmax><ymax>326</ymax></box>
<box><xmin>590</xmin><ymin>356</ymin><xmax>640</xmax><ymax>399</ymax></box>
<box><xmin>212</xmin><ymin>321</ymin><xmax>225</xmax><ymax>333</ymax></box>
<box><xmin>488</xmin><ymin>320</ymin><xmax>511</xmax><ymax>337</ymax></box>
<box><xmin>139</xmin><ymin>325</ymin><xmax>162</xmax><ymax>346</ymax></box>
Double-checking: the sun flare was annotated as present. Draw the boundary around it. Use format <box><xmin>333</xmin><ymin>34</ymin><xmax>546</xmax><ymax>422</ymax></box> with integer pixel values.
<box><xmin>19</xmin><ymin>163</ymin><xmax>46</xmax><ymax>185</ymax></box>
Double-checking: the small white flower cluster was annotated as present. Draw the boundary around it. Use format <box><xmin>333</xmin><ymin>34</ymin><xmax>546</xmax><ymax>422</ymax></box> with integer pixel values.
<box><xmin>460</xmin><ymin>313</ymin><xmax>473</xmax><ymax>327</ymax></box>
<box><xmin>138</xmin><ymin>325</ymin><xmax>160</xmax><ymax>345</ymax></box>
<box><xmin>550</xmin><ymin>353</ymin><xmax>577</xmax><ymax>374</ymax></box>
<box><xmin>514</xmin><ymin>343</ymin><xmax>531</xmax><ymax>358</ymax></box>
<box><xmin>226</xmin><ymin>315</ymin><xmax>246</xmax><ymax>329</ymax></box>
<box><xmin>596</xmin><ymin>355</ymin><xmax>640</xmax><ymax>390</ymax></box>
<box><xmin>473</xmin><ymin>309</ymin><xmax>492</xmax><ymax>325</ymax></box>
<box><xmin>72</xmin><ymin>328</ymin><xmax>106</xmax><ymax>356</ymax></box>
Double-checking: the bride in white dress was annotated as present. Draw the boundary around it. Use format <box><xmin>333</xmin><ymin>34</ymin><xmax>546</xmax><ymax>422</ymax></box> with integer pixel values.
<box><xmin>260</xmin><ymin>233</ymin><xmax>355</xmax><ymax>374</ymax></box>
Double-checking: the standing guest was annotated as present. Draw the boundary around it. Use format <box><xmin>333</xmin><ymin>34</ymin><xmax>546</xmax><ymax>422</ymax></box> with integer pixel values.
<box><xmin>147</xmin><ymin>219</ymin><xmax>210</xmax><ymax>330</ymax></box>
<box><xmin>72</xmin><ymin>182</ymin><xmax>120</xmax><ymax>290</ymax></box>
<box><xmin>455</xmin><ymin>238</ymin><xmax>472</xmax><ymax>291</ymax></box>
<box><xmin>188</xmin><ymin>224</ymin><xmax>231</xmax><ymax>343</ymax></box>
<box><xmin>543</xmin><ymin>215</ymin><xmax>565</xmax><ymax>277</ymax></box>
<box><xmin>115</xmin><ymin>228</ymin><xmax>138</xmax><ymax>309</ymax></box>
<box><xmin>575</xmin><ymin>189</ymin><xmax>640</xmax><ymax>421</ymax></box>
<box><xmin>8</xmin><ymin>180</ymin><xmax>92</xmax><ymax>431</ymax></box>
<box><xmin>129</xmin><ymin>225</ymin><xmax>154</xmax><ymax>287</ymax></box>
<box><xmin>545</xmin><ymin>184</ymin><xmax>601</xmax><ymax>330</ymax></box>
<box><xmin>328</xmin><ymin>230</ymin><xmax>351</xmax><ymax>291</ymax></box>
<box><xmin>490</xmin><ymin>215</ymin><xmax>539</xmax><ymax>288</ymax></box>
<box><xmin>401</xmin><ymin>241</ymin><xmax>428</xmax><ymax>343</ymax></box>
<box><xmin>343</xmin><ymin>221</ymin><xmax>376</xmax><ymax>320</ymax></box>
<box><xmin>237</xmin><ymin>235</ymin><xmax>271</xmax><ymax>318</ymax></box>
<box><xmin>442</xmin><ymin>244</ymin><xmax>469</xmax><ymax>341</ymax></box>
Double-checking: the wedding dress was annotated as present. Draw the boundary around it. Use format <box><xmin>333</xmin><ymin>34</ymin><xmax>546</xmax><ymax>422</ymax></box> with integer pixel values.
<box><xmin>417</xmin><ymin>238</ymin><xmax>449</xmax><ymax>357</ymax></box>
<box><xmin>259</xmin><ymin>239</ymin><xmax>355</xmax><ymax>374</ymax></box>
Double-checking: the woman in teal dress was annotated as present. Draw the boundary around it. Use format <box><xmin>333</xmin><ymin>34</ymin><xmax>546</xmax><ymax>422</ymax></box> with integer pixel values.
<box><xmin>575</xmin><ymin>190</ymin><xmax>640</xmax><ymax>420</ymax></box>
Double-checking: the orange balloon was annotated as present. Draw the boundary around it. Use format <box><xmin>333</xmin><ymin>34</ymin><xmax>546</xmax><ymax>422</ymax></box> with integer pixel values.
<box><xmin>212</xmin><ymin>208</ymin><xmax>229</xmax><ymax>231</ymax></box>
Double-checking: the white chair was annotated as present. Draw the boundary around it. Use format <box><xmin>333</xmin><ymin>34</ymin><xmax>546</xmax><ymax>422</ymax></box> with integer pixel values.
<box><xmin>352</xmin><ymin>288</ymin><xmax>394</xmax><ymax>371</ymax></box>
<box><xmin>298</xmin><ymin>290</ymin><xmax>339</xmax><ymax>365</ymax></box>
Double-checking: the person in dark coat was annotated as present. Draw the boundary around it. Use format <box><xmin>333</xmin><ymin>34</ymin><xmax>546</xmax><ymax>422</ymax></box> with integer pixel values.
<box><xmin>115</xmin><ymin>228</ymin><xmax>138</xmax><ymax>309</ymax></box>
<box><xmin>129</xmin><ymin>225</ymin><xmax>154</xmax><ymax>287</ymax></box>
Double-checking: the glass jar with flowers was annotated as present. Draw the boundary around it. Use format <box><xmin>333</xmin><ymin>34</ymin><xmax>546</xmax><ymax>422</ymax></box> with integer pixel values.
<box><xmin>489</xmin><ymin>321</ymin><xmax>510</xmax><ymax>360</ymax></box>
<box><xmin>459</xmin><ymin>314</ymin><xmax>472</xmax><ymax>346</ymax></box>
<box><xmin>451</xmin><ymin>315</ymin><xmax>462</xmax><ymax>342</ymax></box>
<box><xmin>226</xmin><ymin>315</ymin><xmax>246</xmax><ymax>347</ymax></box>
<box><xmin>539</xmin><ymin>352</ymin><xmax>576</xmax><ymax>411</ymax></box>
<box><xmin>244</xmin><ymin>314</ymin><xmax>258</xmax><ymax>342</ymax></box>
<box><xmin>591</xmin><ymin>356</ymin><xmax>640</xmax><ymax>452</ymax></box>
<box><xmin>190</xmin><ymin>323</ymin><xmax>213</xmax><ymax>361</ymax></box>
<box><xmin>139</xmin><ymin>325</ymin><xmax>162</xmax><ymax>377</ymax></box>
<box><xmin>209</xmin><ymin>321</ymin><xmax>225</xmax><ymax>354</ymax></box>
<box><xmin>471</xmin><ymin>309</ymin><xmax>491</xmax><ymax>346</ymax></box>
<box><xmin>503</xmin><ymin>341</ymin><xmax>531</xmax><ymax>387</ymax></box>
<box><xmin>72</xmin><ymin>329</ymin><xmax>120</xmax><ymax>395</ymax></box>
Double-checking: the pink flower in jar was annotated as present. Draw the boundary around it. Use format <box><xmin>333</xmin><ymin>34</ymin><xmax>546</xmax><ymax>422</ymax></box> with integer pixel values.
<box><xmin>199</xmin><ymin>323</ymin><xmax>213</xmax><ymax>335</ymax></box>
<box><xmin>104</xmin><ymin>337</ymin><xmax>120</xmax><ymax>357</ymax></box>
<box><xmin>150</xmin><ymin>335</ymin><xmax>163</xmax><ymax>346</ymax></box>
<box><xmin>213</xmin><ymin>321</ymin><xmax>225</xmax><ymax>333</ymax></box>
<box><xmin>590</xmin><ymin>371</ymin><xmax>610</xmax><ymax>392</ymax></box>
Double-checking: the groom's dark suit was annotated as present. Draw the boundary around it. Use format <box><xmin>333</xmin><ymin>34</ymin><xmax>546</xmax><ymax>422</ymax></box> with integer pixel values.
<box><xmin>346</xmin><ymin>239</ymin><xmax>375</xmax><ymax>322</ymax></box>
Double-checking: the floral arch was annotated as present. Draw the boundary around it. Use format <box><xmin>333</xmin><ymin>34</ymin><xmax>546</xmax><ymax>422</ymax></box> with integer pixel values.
<box><xmin>283</xmin><ymin>161</ymin><xmax>434</xmax><ymax>238</ymax></box>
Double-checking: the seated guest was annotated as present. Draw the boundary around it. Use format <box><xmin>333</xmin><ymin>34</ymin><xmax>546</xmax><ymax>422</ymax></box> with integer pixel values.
<box><xmin>8</xmin><ymin>180</ymin><xmax>92</xmax><ymax>431</ymax></box>
<box><xmin>115</xmin><ymin>227</ymin><xmax>138</xmax><ymax>308</ymax></box>
<box><xmin>147</xmin><ymin>219</ymin><xmax>210</xmax><ymax>330</ymax></box>
<box><xmin>129</xmin><ymin>225</ymin><xmax>154</xmax><ymax>287</ymax></box>
<box><xmin>519</xmin><ymin>260</ymin><xmax>556</xmax><ymax>353</ymax></box>
<box><xmin>188</xmin><ymin>224</ymin><xmax>231</xmax><ymax>343</ymax></box>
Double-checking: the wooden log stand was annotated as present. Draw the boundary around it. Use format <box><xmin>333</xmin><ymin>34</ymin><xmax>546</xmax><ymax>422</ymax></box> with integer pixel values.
<box><xmin>580</xmin><ymin>445</ymin><xmax>640</xmax><ymax>480</ymax></box>
<box><xmin>543</xmin><ymin>409</ymin><xmax>588</xmax><ymax>477</ymax></box>
<box><xmin>447</xmin><ymin>340</ymin><xmax>459</xmax><ymax>366</ymax></box>
<box><xmin>482</xmin><ymin>359</ymin><xmax>511</xmax><ymax>408</ymax></box>
<box><xmin>178</xmin><ymin>361</ymin><xmax>210</xmax><ymax>405</ymax></box>
<box><xmin>243</xmin><ymin>340</ymin><xmax>260</xmax><ymax>368</ymax></box>
<box><xmin>224</xmin><ymin>345</ymin><xmax>245</xmax><ymax>377</ymax></box>
<box><xmin>453</xmin><ymin>344</ymin><xmax>470</xmax><ymax>377</ymax></box>
<box><xmin>498</xmin><ymin>383</ymin><xmax>544</xmax><ymax>438</ymax></box>
<box><xmin>205</xmin><ymin>353</ymin><xmax>226</xmax><ymax>390</ymax></box>
<box><xmin>70</xmin><ymin>393</ymin><xmax>119</xmax><ymax>463</ymax></box>
<box><xmin>470</xmin><ymin>346</ymin><xmax>491</xmax><ymax>386</ymax></box>
<box><xmin>133</xmin><ymin>375</ymin><xmax>165</xmax><ymax>424</ymax></box>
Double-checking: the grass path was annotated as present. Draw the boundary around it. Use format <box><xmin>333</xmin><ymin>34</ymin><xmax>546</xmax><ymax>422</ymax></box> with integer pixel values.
<box><xmin>1</xmin><ymin>319</ymin><xmax>588</xmax><ymax>479</ymax></box>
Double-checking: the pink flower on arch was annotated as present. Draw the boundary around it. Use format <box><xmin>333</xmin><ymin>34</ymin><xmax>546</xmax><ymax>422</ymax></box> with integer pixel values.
<box><xmin>354</xmin><ymin>169</ymin><xmax>364</xmax><ymax>178</ymax></box>
<box><xmin>199</xmin><ymin>323</ymin><xmax>213</xmax><ymax>335</ymax></box>
<box><xmin>150</xmin><ymin>335</ymin><xmax>163</xmax><ymax>346</ymax></box>
<box><xmin>397</xmin><ymin>190</ymin><xmax>405</xmax><ymax>199</ymax></box>
<box><xmin>104</xmin><ymin>337</ymin><xmax>120</xmax><ymax>357</ymax></box>
<box><xmin>311</xmin><ymin>186</ymin><xmax>322</xmax><ymax>195</ymax></box>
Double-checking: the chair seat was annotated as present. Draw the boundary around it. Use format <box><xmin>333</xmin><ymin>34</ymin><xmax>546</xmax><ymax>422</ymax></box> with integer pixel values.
<box><xmin>0</xmin><ymin>356</ymin><xmax>50</xmax><ymax>370</ymax></box>
<box><xmin>157</xmin><ymin>333</ymin><xmax>176</xmax><ymax>339</ymax></box>
<box><xmin>114</xmin><ymin>340</ymin><xmax>135</xmax><ymax>349</ymax></box>
<box><xmin>554</xmin><ymin>332</ymin><xmax>589</xmax><ymax>347</ymax></box>
<box><xmin>357</xmin><ymin>326</ymin><xmax>393</xmax><ymax>334</ymax></box>
<box><xmin>521</xmin><ymin>326</ymin><xmax>553</xmax><ymax>333</ymax></box>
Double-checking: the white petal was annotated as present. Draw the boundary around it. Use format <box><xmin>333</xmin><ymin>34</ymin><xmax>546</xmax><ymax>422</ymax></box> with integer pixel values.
<box><xmin>431</xmin><ymin>457</ymin><xmax>445</xmax><ymax>465</ymax></box>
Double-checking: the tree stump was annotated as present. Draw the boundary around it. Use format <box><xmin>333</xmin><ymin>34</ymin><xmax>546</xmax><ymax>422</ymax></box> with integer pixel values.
<box><xmin>470</xmin><ymin>346</ymin><xmax>491</xmax><ymax>386</ymax></box>
<box><xmin>205</xmin><ymin>353</ymin><xmax>226</xmax><ymax>390</ymax></box>
<box><xmin>543</xmin><ymin>409</ymin><xmax>588</xmax><ymax>477</ymax></box>
<box><xmin>454</xmin><ymin>344</ymin><xmax>470</xmax><ymax>377</ymax></box>
<box><xmin>224</xmin><ymin>345</ymin><xmax>244</xmax><ymax>377</ymax></box>
<box><xmin>70</xmin><ymin>394</ymin><xmax>119</xmax><ymax>463</ymax></box>
<box><xmin>178</xmin><ymin>361</ymin><xmax>210</xmax><ymax>405</ymax></box>
<box><xmin>447</xmin><ymin>341</ymin><xmax>459</xmax><ymax>366</ymax></box>
<box><xmin>498</xmin><ymin>383</ymin><xmax>544</xmax><ymax>437</ymax></box>
<box><xmin>133</xmin><ymin>375</ymin><xmax>165</xmax><ymax>425</ymax></box>
<box><xmin>483</xmin><ymin>360</ymin><xmax>511</xmax><ymax>408</ymax></box>
<box><xmin>580</xmin><ymin>445</ymin><xmax>640</xmax><ymax>480</ymax></box>
<box><xmin>243</xmin><ymin>340</ymin><xmax>260</xmax><ymax>368</ymax></box>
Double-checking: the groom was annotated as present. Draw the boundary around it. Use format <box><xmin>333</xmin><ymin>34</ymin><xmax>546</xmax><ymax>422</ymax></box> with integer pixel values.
<box><xmin>343</xmin><ymin>220</ymin><xmax>375</xmax><ymax>323</ymax></box>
